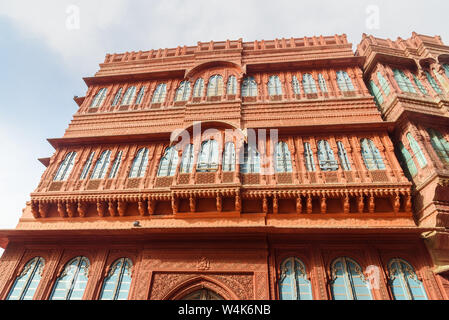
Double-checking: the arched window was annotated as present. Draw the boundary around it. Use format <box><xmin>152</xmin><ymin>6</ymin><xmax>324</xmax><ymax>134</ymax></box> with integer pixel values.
<box><xmin>369</xmin><ymin>81</ymin><xmax>384</xmax><ymax>105</ymax></box>
<box><xmin>157</xmin><ymin>147</ymin><xmax>179</xmax><ymax>177</ymax></box>
<box><xmin>7</xmin><ymin>257</ymin><xmax>45</xmax><ymax>300</ymax></box>
<box><xmin>317</xmin><ymin>140</ymin><xmax>338</xmax><ymax>171</ymax></box>
<box><xmin>99</xmin><ymin>258</ymin><xmax>132</xmax><ymax>300</ymax></box>
<box><xmin>377</xmin><ymin>72</ymin><xmax>390</xmax><ymax>96</ymax></box>
<box><xmin>427</xmin><ymin>128</ymin><xmax>449</xmax><ymax>164</ymax></box>
<box><xmin>330</xmin><ymin>257</ymin><xmax>372</xmax><ymax>300</ymax></box>
<box><xmin>197</xmin><ymin>140</ymin><xmax>219</xmax><ymax>172</ymax></box>
<box><xmin>50</xmin><ymin>257</ymin><xmax>89</xmax><ymax>300</ymax></box>
<box><xmin>180</xmin><ymin>144</ymin><xmax>194</xmax><ymax>173</ymax></box>
<box><xmin>91</xmin><ymin>150</ymin><xmax>112</xmax><ymax>179</ymax></box>
<box><xmin>193</xmin><ymin>78</ymin><xmax>204</xmax><ymax>97</ymax></box>
<box><xmin>182</xmin><ymin>289</ymin><xmax>224</xmax><ymax>300</ymax></box>
<box><xmin>54</xmin><ymin>152</ymin><xmax>77</xmax><ymax>181</ymax></box>
<box><xmin>426</xmin><ymin>70</ymin><xmax>443</xmax><ymax>94</ymax></box>
<box><xmin>111</xmin><ymin>88</ymin><xmax>123</xmax><ymax>106</ymax></box>
<box><xmin>241</xmin><ymin>77</ymin><xmax>258</xmax><ymax>97</ymax></box>
<box><xmin>336</xmin><ymin>71</ymin><xmax>355</xmax><ymax>92</ymax></box>
<box><xmin>174</xmin><ymin>81</ymin><xmax>191</xmax><ymax>101</ymax></box>
<box><xmin>227</xmin><ymin>76</ymin><xmax>237</xmax><ymax>95</ymax></box>
<box><xmin>152</xmin><ymin>84</ymin><xmax>167</xmax><ymax>103</ymax></box>
<box><xmin>443</xmin><ymin>64</ymin><xmax>449</xmax><ymax>78</ymax></box>
<box><xmin>79</xmin><ymin>151</ymin><xmax>95</xmax><ymax>180</ymax></box>
<box><xmin>360</xmin><ymin>138</ymin><xmax>386</xmax><ymax>170</ymax></box>
<box><xmin>135</xmin><ymin>86</ymin><xmax>146</xmax><ymax>105</ymax></box>
<box><xmin>279</xmin><ymin>257</ymin><xmax>313</xmax><ymax>300</ymax></box>
<box><xmin>90</xmin><ymin>88</ymin><xmax>108</xmax><ymax>108</ymax></box>
<box><xmin>275</xmin><ymin>141</ymin><xmax>292</xmax><ymax>173</ymax></box>
<box><xmin>318</xmin><ymin>74</ymin><xmax>328</xmax><ymax>93</ymax></box>
<box><xmin>121</xmin><ymin>86</ymin><xmax>137</xmax><ymax>106</ymax></box>
<box><xmin>207</xmin><ymin>75</ymin><xmax>224</xmax><ymax>97</ymax></box>
<box><xmin>302</xmin><ymin>74</ymin><xmax>317</xmax><ymax>94</ymax></box>
<box><xmin>406</xmin><ymin>133</ymin><xmax>427</xmax><ymax>168</ymax></box>
<box><xmin>108</xmin><ymin>151</ymin><xmax>123</xmax><ymax>179</ymax></box>
<box><xmin>240</xmin><ymin>143</ymin><xmax>260</xmax><ymax>173</ymax></box>
<box><xmin>222</xmin><ymin>142</ymin><xmax>236</xmax><ymax>172</ymax></box>
<box><xmin>291</xmin><ymin>75</ymin><xmax>301</xmax><ymax>95</ymax></box>
<box><xmin>388</xmin><ymin>258</ymin><xmax>428</xmax><ymax>300</ymax></box>
<box><xmin>129</xmin><ymin>148</ymin><xmax>149</xmax><ymax>178</ymax></box>
<box><xmin>304</xmin><ymin>142</ymin><xmax>316</xmax><ymax>172</ymax></box>
<box><xmin>412</xmin><ymin>74</ymin><xmax>428</xmax><ymax>95</ymax></box>
<box><xmin>268</xmin><ymin>75</ymin><xmax>283</xmax><ymax>96</ymax></box>
<box><xmin>393</xmin><ymin>69</ymin><xmax>416</xmax><ymax>93</ymax></box>
<box><xmin>399</xmin><ymin>142</ymin><xmax>418</xmax><ymax>177</ymax></box>
<box><xmin>337</xmin><ymin>141</ymin><xmax>351</xmax><ymax>171</ymax></box>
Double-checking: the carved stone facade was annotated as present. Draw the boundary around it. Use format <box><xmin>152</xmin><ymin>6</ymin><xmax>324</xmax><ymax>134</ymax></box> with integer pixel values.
<box><xmin>0</xmin><ymin>33</ymin><xmax>448</xmax><ymax>300</ymax></box>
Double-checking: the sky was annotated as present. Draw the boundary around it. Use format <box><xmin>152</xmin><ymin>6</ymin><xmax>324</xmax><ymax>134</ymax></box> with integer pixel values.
<box><xmin>0</xmin><ymin>0</ymin><xmax>447</xmax><ymax>255</ymax></box>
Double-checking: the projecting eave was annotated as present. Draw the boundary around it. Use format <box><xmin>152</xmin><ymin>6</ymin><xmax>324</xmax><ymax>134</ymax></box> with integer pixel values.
<box><xmin>246</xmin><ymin>56</ymin><xmax>365</xmax><ymax>73</ymax></box>
<box><xmin>38</xmin><ymin>157</ymin><xmax>50</xmax><ymax>167</ymax></box>
<box><xmin>83</xmin><ymin>69</ymin><xmax>186</xmax><ymax>86</ymax></box>
<box><xmin>0</xmin><ymin>226</ymin><xmax>443</xmax><ymax>249</ymax></box>
<box><xmin>363</xmin><ymin>52</ymin><xmax>418</xmax><ymax>79</ymax></box>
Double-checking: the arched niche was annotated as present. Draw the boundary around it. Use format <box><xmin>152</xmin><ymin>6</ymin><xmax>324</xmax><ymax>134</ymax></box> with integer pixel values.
<box><xmin>185</xmin><ymin>61</ymin><xmax>245</xmax><ymax>80</ymax></box>
<box><xmin>163</xmin><ymin>276</ymin><xmax>239</xmax><ymax>300</ymax></box>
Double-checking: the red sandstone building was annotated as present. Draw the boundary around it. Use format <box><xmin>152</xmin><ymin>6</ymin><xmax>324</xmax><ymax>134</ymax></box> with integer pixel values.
<box><xmin>0</xmin><ymin>33</ymin><xmax>448</xmax><ymax>300</ymax></box>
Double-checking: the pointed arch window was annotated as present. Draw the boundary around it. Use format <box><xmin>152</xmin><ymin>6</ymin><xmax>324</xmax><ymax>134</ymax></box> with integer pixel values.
<box><xmin>275</xmin><ymin>141</ymin><xmax>292</xmax><ymax>173</ymax></box>
<box><xmin>180</xmin><ymin>144</ymin><xmax>194</xmax><ymax>173</ymax></box>
<box><xmin>443</xmin><ymin>64</ymin><xmax>449</xmax><ymax>78</ymax></box>
<box><xmin>279</xmin><ymin>257</ymin><xmax>313</xmax><ymax>300</ymax></box>
<box><xmin>111</xmin><ymin>88</ymin><xmax>123</xmax><ymax>106</ymax></box>
<box><xmin>157</xmin><ymin>146</ymin><xmax>179</xmax><ymax>177</ymax></box>
<box><xmin>90</xmin><ymin>88</ymin><xmax>108</xmax><ymax>108</ymax></box>
<box><xmin>399</xmin><ymin>142</ymin><xmax>418</xmax><ymax>177</ymax></box>
<box><xmin>291</xmin><ymin>75</ymin><xmax>301</xmax><ymax>95</ymax></box>
<box><xmin>304</xmin><ymin>142</ymin><xmax>316</xmax><ymax>172</ymax></box>
<box><xmin>318</xmin><ymin>74</ymin><xmax>328</xmax><ymax>93</ymax></box>
<box><xmin>317</xmin><ymin>140</ymin><xmax>338</xmax><ymax>171</ymax></box>
<box><xmin>108</xmin><ymin>151</ymin><xmax>123</xmax><ymax>179</ymax></box>
<box><xmin>121</xmin><ymin>86</ymin><xmax>137</xmax><ymax>106</ymax></box>
<box><xmin>336</xmin><ymin>71</ymin><xmax>355</xmax><ymax>92</ymax></box>
<box><xmin>227</xmin><ymin>76</ymin><xmax>237</xmax><ymax>95</ymax></box>
<box><xmin>413</xmin><ymin>74</ymin><xmax>428</xmax><ymax>95</ymax></box>
<box><xmin>197</xmin><ymin>140</ymin><xmax>219</xmax><ymax>172</ymax></box>
<box><xmin>129</xmin><ymin>148</ymin><xmax>149</xmax><ymax>178</ymax></box>
<box><xmin>268</xmin><ymin>75</ymin><xmax>283</xmax><ymax>96</ymax></box>
<box><xmin>99</xmin><ymin>258</ymin><xmax>132</xmax><ymax>300</ymax></box>
<box><xmin>393</xmin><ymin>69</ymin><xmax>416</xmax><ymax>93</ymax></box>
<box><xmin>388</xmin><ymin>258</ymin><xmax>428</xmax><ymax>300</ymax></box>
<box><xmin>50</xmin><ymin>257</ymin><xmax>89</xmax><ymax>300</ymax></box>
<box><xmin>193</xmin><ymin>78</ymin><xmax>205</xmax><ymax>97</ymax></box>
<box><xmin>207</xmin><ymin>75</ymin><xmax>224</xmax><ymax>96</ymax></box>
<box><xmin>91</xmin><ymin>150</ymin><xmax>112</xmax><ymax>179</ymax></box>
<box><xmin>135</xmin><ymin>86</ymin><xmax>146</xmax><ymax>105</ymax></box>
<box><xmin>79</xmin><ymin>151</ymin><xmax>95</xmax><ymax>180</ymax></box>
<box><xmin>241</xmin><ymin>77</ymin><xmax>258</xmax><ymax>97</ymax></box>
<box><xmin>360</xmin><ymin>138</ymin><xmax>386</xmax><ymax>170</ymax></box>
<box><xmin>240</xmin><ymin>143</ymin><xmax>260</xmax><ymax>173</ymax></box>
<box><xmin>377</xmin><ymin>72</ymin><xmax>390</xmax><ymax>96</ymax></box>
<box><xmin>7</xmin><ymin>257</ymin><xmax>45</xmax><ymax>300</ymax></box>
<box><xmin>369</xmin><ymin>81</ymin><xmax>384</xmax><ymax>105</ymax></box>
<box><xmin>427</xmin><ymin>128</ymin><xmax>449</xmax><ymax>164</ymax></box>
<box><xmin>337</xmin><ymin>141</ymin><xmax>351</xmax><ymax>171</ymax></box>
<box><xmin>330</xmin><ymin>257</ymin><xmax>373</xmax><ymax>300</ymax></box>
<box><xmin>222</xmin><ymin>142</ymin><xmax>236</xmax><ymax>172</ymax></box>
<box><xmin>406</xmin><ymin>133</ymin><xmax>427</xmax><ymax>168</ymax></box>
<box><xmin>152</xmin><ymin>84</ymin><xmax>167</xmax><ymax>103</ymax></box>
<box><xmin>427</xmin><ymin>70</ymin><xmax>443</xmax><ymax>94</ymax></box>
<box><xmin>175</xmin><ymin>81</ymin><xmax>191</xmax><ymax>102</ymax></box>
<box><xmin>302</xmin><ymin>74</ymin><xmax>317</xmax><ymax>94</ymax></box>
<box><xmin>54</xmin><ymin>151</ymin><xmax>77</xmax><ymax>181</ymax></box>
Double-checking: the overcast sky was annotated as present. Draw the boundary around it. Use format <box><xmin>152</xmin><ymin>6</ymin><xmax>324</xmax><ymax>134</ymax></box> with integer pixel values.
<box><xmin>0</xmin><ymin>0</ymin><xmax>447</xmax><ymax>247</ymax></box>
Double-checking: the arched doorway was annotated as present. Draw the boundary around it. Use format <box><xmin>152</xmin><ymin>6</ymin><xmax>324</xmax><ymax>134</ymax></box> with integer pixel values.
<box><xmin>181</xmin><ymin>289</ymin><xmax>224</xmax><ymax>300</ymax></box>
